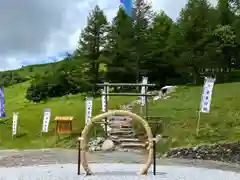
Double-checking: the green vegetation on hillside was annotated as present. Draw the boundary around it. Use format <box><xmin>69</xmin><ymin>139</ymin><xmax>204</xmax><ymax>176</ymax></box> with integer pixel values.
<box><xmin>0</xmin><ymin>81</ymin><xmax>135</xmax><ymax>149</ymax></box>
<box><xmin>150</xmin><ymin>82</ymin><xmax>240</xmax><ymax>152</ymax></box>
<box><xmin>0</xmin><ymin>81</ymin><xmax>239</xmax><ymax>150</ymax></box>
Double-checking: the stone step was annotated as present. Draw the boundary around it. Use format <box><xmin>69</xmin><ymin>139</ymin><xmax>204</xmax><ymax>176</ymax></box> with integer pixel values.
<box><xmin>110</xmin><ymin>133</ymin><xmax>136</xmax><ymax>139</ymax></box>
<box><xmin>118</xmin><ymin>138</ymin><xmax>142</xmax><ymax>143</ymax></box>
<box><xmin>108</xmin><ymin>116</ymin><xmax>132</xmax><ymax>122</ymax></box>
<box><xmin>108</xmin><ymin>121</ymin><xmax>132</xmax><ymax>128</ymax></box>
<box><xmin>109</xmin><ymin>130</ymin><xmax>134</xmax><ymax>136</ymax></box>
<box><xmin>110</xmin><ymin>127</ymin><xmax>133</xmax><ymax>132</ymax></box>
<box><xmin>111</xmin><ymin>137</ymin><xmax>140</xmax><ymax>143</ymax></box>
<box><xmin>120</xmin><ymin>142</ymin><xmax>146</xmax><ymax>148</ymax></box>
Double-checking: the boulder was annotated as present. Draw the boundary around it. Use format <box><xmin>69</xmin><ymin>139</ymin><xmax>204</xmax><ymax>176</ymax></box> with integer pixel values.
<box><xmin>101</xmin><ymin>139</ymin><xmax>115</xmax><ymax>151</ymax></box>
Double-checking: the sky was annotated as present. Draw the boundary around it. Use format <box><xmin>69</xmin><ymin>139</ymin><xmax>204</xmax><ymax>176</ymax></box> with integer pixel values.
<box><xmin>0</xmin><ymin>0</ymin><xmax>217</xmax><ymax>70</ymax></box>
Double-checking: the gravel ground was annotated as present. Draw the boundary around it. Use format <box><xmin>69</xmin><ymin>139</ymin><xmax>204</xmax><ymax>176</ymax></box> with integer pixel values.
<box><xmin>0</xmin><ymin>149</ymin><xmax>240</xmax><ymax>179</ymax></box>
<box><xmin>1</xmin><ymin>163</ymin><xmax>240</xmax><ymax>180</ymax></box>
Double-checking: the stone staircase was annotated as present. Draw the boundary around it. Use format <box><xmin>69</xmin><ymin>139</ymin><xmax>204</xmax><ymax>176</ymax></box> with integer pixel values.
<box><xmin>107</xmin><ymin>115</ymin><xmax>147</xmax><ymax>151</ymax></box>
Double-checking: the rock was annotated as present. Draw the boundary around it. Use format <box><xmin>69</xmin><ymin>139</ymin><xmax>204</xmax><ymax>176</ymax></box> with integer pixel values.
<box><xmin>88</xmin><ymin>137</ymin><xmax>105</xmax><ymax>152</ymax></box>
<box><xmin>163</xmin><ymin>141</ymin><xmax>240</xmax><ymax>164</ymax></box>
<box><xmin>101</xmin><ymin>139</ymin><xmax>115</xmax><ymax>151</ymax></box>
<box><xmin>89</xmin><ymin>146</ymin><xmax>97</xmax><ymax>152</ymax></box>
<box><xmin>95</xmin><ymin>146</ymin><xmax>101</xmax><ymax>151</ymax></box>
<box><xmin>192</xmin><ymin>146</ymin><xmax>198</xmax><ymax>151</ymax></box>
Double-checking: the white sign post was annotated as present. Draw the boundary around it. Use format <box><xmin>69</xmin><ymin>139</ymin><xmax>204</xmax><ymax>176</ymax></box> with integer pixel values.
<box><xmin>85</xmin><ymin>97</ymin><xmax>93</xmax><ymax>125</ymax></box>
<box><xmin>140</xmin><ymin>77</ymin><xmax>148</xmax><ymax>114</ymax></box>
<box><xmin>12</xmin><ymin>112</ymin><xmax>18</xmax><ymax>139</ymax></box>
<box><xmin>101</xmin><ymin>82</ymin><xmax>109</xmax><ymax>114</ymax></box>
<box><xmin>101</xmin><ymin>89</ymin><xmax>106</xmax><ymax>113</ymax></box>
<box><xmin>101</xmin><ymin>85</ymin><xmax>109</xmax><ymax>132</ymax></box>
<box><xmin>103</xmin><ymin>84</ymin><xmax>109</xmax><ymax>101</ymax></box>
<box><xmin>41</xmin><ymin>108</ymin><xmax>51</xmax><ymax>135</ymax></box>
<box><xmin>140</xmin><ymin>77</ymin><xmax>148</xmax><ymax>106</ymax></box>
<box><xmin>196</xmin><ymin>77</ymin><xmax>216</xmax><ymax>136</ymax></box>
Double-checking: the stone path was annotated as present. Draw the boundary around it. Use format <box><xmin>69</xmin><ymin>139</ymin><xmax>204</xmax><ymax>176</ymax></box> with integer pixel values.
<box><xmin>1</xmin><ymin>149</ymin><xmax>240</xmax><ymax>179</ymax></box>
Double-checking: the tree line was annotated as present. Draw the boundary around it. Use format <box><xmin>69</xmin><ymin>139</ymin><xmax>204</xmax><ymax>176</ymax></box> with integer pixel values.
<box><xmin>26</xmin><ymin>0</ymin><xmax>240</xmax><ymax>102</ymax></box>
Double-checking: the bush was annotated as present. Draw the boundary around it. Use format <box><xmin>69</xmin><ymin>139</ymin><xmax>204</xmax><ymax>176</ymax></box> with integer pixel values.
<box><xmin>0</xmin><ymin>71</ymin><xmax>27</xmax><ymax>87</ymax></box>
<box><xmin>25</xmin><ymin>60</ymin><xmax>92</xmax><ymax>102</ymax></box>
<box><xmin>26</xmin><ymin>83</ymin><xmax>48</xmax><ymax>102</ymax></box>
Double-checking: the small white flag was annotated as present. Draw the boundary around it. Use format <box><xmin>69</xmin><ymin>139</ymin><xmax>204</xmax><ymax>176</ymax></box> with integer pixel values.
<box><xmin>12</xmin><ymin>112</ymin><xmax>18</xmax><ymax>135</ymax></box>
<box><xmin>85</xmin><ymin>97</ymin><xmax>93</xmax><ymax>125</ymax></box>
<box><xmin>101</xmin><ymin>89</ymin><xmax>107</xmax><ymax>112</ymax></box>
<box><xmin>104</xmin><ymin>85</ymin><xmax>109</xmax><ymax>101</ymax></box>
<box><xmin>140</xmin><ymin>77</ymin><xmax>148</xmax><ymax>106</ymax></box>
<box><xmin>42</xmin><ymin>108</ymin><xmax>51</xmax><ymax>132</ymax></box>
<box><xmin>200</xmin><ymin>77</ymin><xmax>216</xmax><ymax>113</ymax></box>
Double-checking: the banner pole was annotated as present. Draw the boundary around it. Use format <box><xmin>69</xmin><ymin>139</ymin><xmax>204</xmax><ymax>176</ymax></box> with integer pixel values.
<box><xmin>196</xmin><ymin>110</ymin><xmax>201</xmax><ymax>136</ymax></box>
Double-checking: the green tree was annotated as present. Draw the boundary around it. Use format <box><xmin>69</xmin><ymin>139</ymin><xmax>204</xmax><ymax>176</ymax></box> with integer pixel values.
<box><xmin>144</xmin><ymin>11</ymin><xmax>175</xmax><ymax>84</ymax></box>
<box><xmin>132</xmin><ymin>0</ymin><xmax>154</xmax><ymax>82</ymax></box>
<box><xmin>77</xmin><ymin>5</ymin><xmax>108</xmax><ymax>95</ymax></box>
<box><xmin>217</xmin><ymin>0</ymin><xmax>235</xmax><ymax>25</ymax></box>
<box><xmin>105</xmin><ymin>8</ymin><xmax>135</xmax><ymax>83</ymax></box>
<box><xmin>176</xmin><ymin>0</ymin><xmax>218</xmax><ymax>83</ymax></box>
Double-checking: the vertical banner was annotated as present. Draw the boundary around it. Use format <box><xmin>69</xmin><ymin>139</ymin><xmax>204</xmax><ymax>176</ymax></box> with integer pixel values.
<box><xmin>107</xmin><ymin>86</ymin><xmax>109</xmax><ymax>101</ymax></box>
<box><xmin>103</xmin><ymin>84</ymin><xmax>109</xmax><ymax>101</ymax></box>
<box><xmin>12</xmin><ymin>112</ymin><xmax>18</xmax><ymax>137</ymax></box>
<box><xmin>0</xmin><ymin>88</ymin><xmax>6</xmax><ymax>118</ymax></box>
<box><xmin>42</xmin><ymin>108</ymin><xmax>51</xmax><ymax>133</ymax></box>
<box><xmin>200</xmin><ymin>77</ymin><xmax>216</xmax><ymax>113</ymax></box>
<box><xmin>120</xmin><ymin>0</ymin><xmax>132</xmax><ymax>17</ymax></box>
<box><xmin>196</xmin><ymin>77</ymin><xmax>216</xmax><ymax>136</ymax></box>
<box><xmin>140</xmin><ymin>77</ymin><xmax>148</xmax><ymax>106</ymax></box>
<box><xmin>85</xmin><ymin>97</ymin><xmax>93</xmax><ymax>125</ymax></box>
<box><xmin>101</xmin><ymin>89</ymin><xmax>106</xmax><ymax>112</ymax></box>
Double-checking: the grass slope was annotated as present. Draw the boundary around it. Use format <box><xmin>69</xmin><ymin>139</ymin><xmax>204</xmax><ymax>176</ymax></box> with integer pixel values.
<box><xmin>0</xmin><ymin>81</ymin><xmax>135</xmax><ymax>149</ymax></box>
<box><xmin>0</xmin><ymin>81</ymin><xmax>239</xmax><ymax>151</ymax></box>
<box><xmin>3</xmin><ymin>59</ymin><xmax>106</xmax><ymax>79</ymax></box>
<box><xmin>147</xmin><ymin>82</ymin><xmax>240</xmax><ymax>152</ymax></box>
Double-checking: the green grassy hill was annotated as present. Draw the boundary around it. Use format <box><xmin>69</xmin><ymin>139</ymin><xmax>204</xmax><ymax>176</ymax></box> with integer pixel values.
<box><xmin>0</xmin><ymin>81</ymin><xmax>239</xmax><ymax>151</ymax></box>
<box><xmin>2</xmin><ymin>58</ymin><xmax>107</xmax><ymax>79</ymax></box>
<box><xmin>0</xmin><ymin>81</ymin><xmax>135</xmax><ymax>149</ymax></box>
<box><xmin>7</xmin><ymin>61</ymin><xmax>66</xmax><ymax>78</ymax></box>
<box><xmin>148</xmin><ymin>82</ymin><xmax>240</xmax><ymax>152</ymax></box>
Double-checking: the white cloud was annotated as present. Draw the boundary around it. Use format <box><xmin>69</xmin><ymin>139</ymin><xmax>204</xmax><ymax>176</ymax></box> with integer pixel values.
<box><xmin>0</xmin><ymin>0</ymin><xmax>217</xmax><ymax>71</ymax></box>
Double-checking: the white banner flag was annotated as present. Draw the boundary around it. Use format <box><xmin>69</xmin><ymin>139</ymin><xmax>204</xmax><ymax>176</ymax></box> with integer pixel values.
<box><xmin>140</xmin><ymin>77</ymin><xmax>148</xmax><ymax>106</ymax></box>
<box><xmin>103</xmin><ymin>85</ymin><xmax>109</xmax><ymax>101</ymax></box>
<box><xmin>85</xmin><ymin>97</ymin><xmax>93</xmax><ymax>125</ymax></box>
<box><xmin>101</xmin><ymin>89</ymin><xmax>106</xmax><ymax>112</ymax></box>
<box><xmin>200</xmin><ymin>77</ymin><xmax>216</xmax><ymax>113</ymax></box>
<box><xmin>12</xmin><ymin>112</ymin><xmax>18</xmax><ymax>135</ymax></box>
<box><xmin>42</xmin><ymin>108</ymin><xmax>51</xmax><ymax>132</ymax></box>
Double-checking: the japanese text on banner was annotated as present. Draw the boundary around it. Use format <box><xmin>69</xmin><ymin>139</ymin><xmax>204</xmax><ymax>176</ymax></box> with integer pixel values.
<box><xmin>85</xmin><ymin>97</ymin><xmax>93</xmax><ymax>125</ymax></box>
<box><xmin>101</xmin><ymin>89</ymin><xmax>106</xmax><ymax>112</ymax></box>
<box><xmin>42</xmin><ymin>108</ymin><xmax>51</xmax><ymax>132</ymax></box>
<box><xmin>140</xmin><ymin>77</ymin><xmax>148</xmax><ymax>106</ymax></box>
<box><xmin>200</xmin><ymin>77</ymin><xmax>215</xmax><ymax>113</ymax></box>
<box><xmin>12</xmin><ymin>112</ymin><xmax>18</xmax><ymax>135</ymax></box>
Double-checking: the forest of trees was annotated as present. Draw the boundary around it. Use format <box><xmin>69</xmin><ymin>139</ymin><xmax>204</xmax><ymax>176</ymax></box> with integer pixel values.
<box><xmin>26</xmin><ymin>0</ymin><xmax>240</xmax><ymax>102</ymax></box>
<box><xmin>0</xmin><ymin>71</ymin><xmax>27</xmax><ymax>87</ymax></box>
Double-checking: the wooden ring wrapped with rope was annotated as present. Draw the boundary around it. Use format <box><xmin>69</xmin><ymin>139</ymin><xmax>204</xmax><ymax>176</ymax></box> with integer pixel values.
<box><xmin>80</xmin><ymin>110</ymin><xmax>154</xmax><ymax>175</ymax></box>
